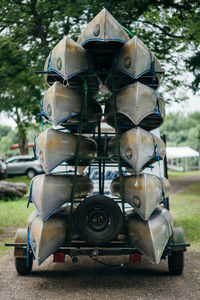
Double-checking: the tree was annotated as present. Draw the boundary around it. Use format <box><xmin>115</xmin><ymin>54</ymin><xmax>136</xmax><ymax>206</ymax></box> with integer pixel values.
<box><xmin>160</xmin><ymin>112</ymin><xmax>200</xmax><ymax>152</ymax></box>
<box><xmin>0</xmin><ymin>0</ymin><xmax>199</xmax><ymax>153</ymax></box>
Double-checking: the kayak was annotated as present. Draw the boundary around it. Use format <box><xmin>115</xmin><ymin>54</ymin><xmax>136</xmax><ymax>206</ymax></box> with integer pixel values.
<box><xmin>30</xmin><ymin>174</ymin><xmax>93</xmax><ymax>220</ymax></box>
<box><xmin>77</xmin><ymin>8</ymin><xmax>130</xmax><ymax>82</ymax></box>
<box><xmin>105</xmin><ymin>82</ymin><xmax>165</xmax><ymax>131</ymax></box>
<box><xmin>44</xmin><ymin>36</ymin><xmax>99</xmax><ymax>95</ymax></box>
<box><xmin>127</xmin><ymin>207</ymin><xmax>173</xmax><ymax>264</ymax></box>
<box><xmin>111</xmin><ymin>173</ymin><xmax>170</xmax><ymax>220</ymax></box>
<box><xmin>106</xmin><ymin>36</ymin><xmax>164</xmax><ymax>90</ymax></box>
<box><xmin>42</xmin><ymin>81</ymin><xmax>102</xmax><ymax>132</ymax></box>
<box><xmin>78</xmin><ymin>8</ymin><xmax>129</xmax><ymax>47</ymax></box>
<box><xmin>108</xmin><ymin>127</ymin><xmax>166</xmax><ymax>172</ymax></box>
<box><xmin>28</xmin><ymin>210</ymin><xmax>69</xmax><ymax>265</ymax></box>
<box><xmin>35</xmin><ymin>128</ymin><xmax>97</xmax><ymax>173</ymax></box>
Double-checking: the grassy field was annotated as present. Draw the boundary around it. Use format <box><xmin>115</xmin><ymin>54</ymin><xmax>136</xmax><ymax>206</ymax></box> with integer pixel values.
<box><xmin>168</xmin><ymin>170</ymin><xmax>200</xmax><ymax>179</ymax></box>
<box><xmin>170</xmin><ymin>183</ymin><xmax>200</xmax><ymax>250</ymax></box>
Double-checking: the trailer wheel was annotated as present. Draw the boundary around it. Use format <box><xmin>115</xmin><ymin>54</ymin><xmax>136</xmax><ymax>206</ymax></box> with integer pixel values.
<box><xmin>15</xmin><ymin>255</ymin><xmax>33</xmax><ymax>275</ymax></box>
<box><xmin>168</xmin><ymin>251</ymin><xmax>184</xmax><ymax>275</ymax></box>
<box><xmin>75</xmin><ymin>195</ymin><xmax>123</xmax><ymax>246</ymax></box>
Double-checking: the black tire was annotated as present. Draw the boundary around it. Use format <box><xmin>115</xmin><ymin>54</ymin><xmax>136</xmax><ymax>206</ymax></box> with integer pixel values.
<box><xmin>15</xmin><ymin>255</ymin><xmax>33</xmax><ymax>275</ymax></box>
<box><xmin>75</xmin><ymin>195</ymin><xmax>123</xmax><ymax>246</ymax></box>
<box><xmin>26</xmin><ymin>169</ymin><xmax>36</xmax><ymax>179</ymax></box>
<box><xmin>168</xmin><ymin>251</ymin><xmax>184</xmax><ymax>275</ymax></box>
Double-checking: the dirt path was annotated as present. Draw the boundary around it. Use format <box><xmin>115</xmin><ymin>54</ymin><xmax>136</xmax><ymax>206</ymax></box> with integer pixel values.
<box><xmin>169</xmin><ymin>173</ymin><xmax>200</xmax><ymax>195</ymax></box>
<box><xmin>0</xmin><ymin>174</ymin><xmax>200</xmax><ymax>300</ymax></box>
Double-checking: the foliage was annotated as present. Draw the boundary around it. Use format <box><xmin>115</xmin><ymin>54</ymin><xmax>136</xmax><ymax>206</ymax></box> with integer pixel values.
<box><xmin>160</xmin><ymin>112</ymin><xmax>200</xmax><ymax>152</ymax></box>
<box><xmin>171</xmin><ymin>183</ymin><xmax>200</xmax><ymax>251</ymax></box>
<box><xmin>0</xmin><ymin>123</ymin><xmax>48</xmax><ymax>157</ymax></box>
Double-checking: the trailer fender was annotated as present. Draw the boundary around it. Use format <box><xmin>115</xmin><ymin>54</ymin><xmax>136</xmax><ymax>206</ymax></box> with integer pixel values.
<box><xmin>171</xmin><ymin>227</ymin><xmax>187</xmax><ymax>251</ymax></box>
<box><xmin>14</xmin><ymin>228</ymin><xmax>27</xmax><ymax>258</ymax></box>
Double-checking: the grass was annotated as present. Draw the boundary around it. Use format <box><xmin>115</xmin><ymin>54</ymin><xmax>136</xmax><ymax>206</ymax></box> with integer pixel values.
<box><xmin>168</xmin><ymin>170</ymin><xmax>200</xmax><ymax>179</ymax></box>
<box><xmin>170</xmin><ymin>183</ymin><xmax>200</xmax><ymax>250</ymax></box>
<box><xmin>0</xmin><ymin>197</ymin><xmax>34</xmax><ymax>228</ymax></box>
<box><xmin>0</xmin><ymin>197</ymin><xmax>34</xmax><ymax>257</ymax></box>
<box><xmin>0</xmin><ymin>174</ymin><xmax>33</xmax><ymax>258</ymax></box>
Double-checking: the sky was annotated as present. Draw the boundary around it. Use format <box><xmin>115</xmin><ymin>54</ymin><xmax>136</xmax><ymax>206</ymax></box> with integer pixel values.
<box><xmin>166</xmin><ymin>93</ymin><xmax>200</xmax><ymax>115</ymax></box>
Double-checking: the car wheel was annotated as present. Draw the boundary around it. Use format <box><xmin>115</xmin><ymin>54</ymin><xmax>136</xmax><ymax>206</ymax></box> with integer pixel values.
<box><xmin>168</xmin><ymin>251</ymin><xmax>184</xmax><ymax>275</ymax></box>
<box><xmin>15</xmin><ymin>255</ymin><xmax>33</xmax><ymax>275</ymax></box>
<box><xmin>26</xmin><ymin>169</ymin><xmax>36</xmax><ymax>179</ymax></box>
<box><xmin>74</xmin><ymin>195</ymin><xmax>123</xmax><ymax>246</ymax></box>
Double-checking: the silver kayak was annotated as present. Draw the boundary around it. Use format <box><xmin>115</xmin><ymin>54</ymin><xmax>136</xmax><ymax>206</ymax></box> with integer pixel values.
<box><xmin>111</xmin><ymin>174</ymin><xmax>170</xmax><ymax>220</ymax></box>
<box><xmin>108</xmin><ymin>127</ymin><xmax>166</xmax><ymax>172</ymax></box>
<box><xmin>128</xmin><ymin>207</ymin><xmax>173</xmax><ymax>264</ymax></box>
<box><xmin>77</xmin><ymin>9</ymin><xmax>130</xmax><ymax>83</ymax></box>
<box><xmin>42</xmin><ymin>82</ymin><xmax>102</xmax><ymax>131</ymax></box>
<box><xmin>105</xmin><ymin>82</ymin><xmax>165</xmax><ymax>131</ymax></box>
<box><xmin>77</xmin><ymin>8</ymin><xmax>129</xmax><ymax>47</ymax></box>
<box><xmin>31</xmin><ymin>174</ymin><xmax>93</xmax><ymax>221</ymax></box>
<box><xmin>107</xmin><ymin>36</ymin><xmax>164</xmax><ymax>90</ymax></box>
<box><xmin>44</xmin><ymin>36</ymin><xmax>99</xmax><ymax>94</ymax></box>
<box><xmin>28</xmin><ymin>210</ymin><xmax>68</xmax><ymax>265</ymax></box>
<box><xmin>35</xmin><ymin>128</ymin><xmax>97</xmax><ymax>173</ymax></box>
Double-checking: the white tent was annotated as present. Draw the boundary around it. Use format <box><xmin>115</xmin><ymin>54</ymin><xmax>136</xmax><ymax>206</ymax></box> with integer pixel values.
<box><xmin>166</xmin><ymin>147</ymin><xmax>199</xmax><ymax>159</ymax></box>
<box><xmin>166</xmin><ymin>147</ymin><xmax>200</xmax><ymax>171</ymax></box>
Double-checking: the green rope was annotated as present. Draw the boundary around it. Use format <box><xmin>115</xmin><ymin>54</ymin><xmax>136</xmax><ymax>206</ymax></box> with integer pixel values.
<box><xmin>69</xmin><ymin>76</ymin><xmax>88</xmax><ymax>225</ymax></box>
<box><xmin>80</xmin><ymin>75</ymin><xmax>88</xmax><ymax>108</ymax></box>
<box><xmin>121</xmin><ymin>25</ymin><xmax>135</xmax><ymax>37</ymax></box>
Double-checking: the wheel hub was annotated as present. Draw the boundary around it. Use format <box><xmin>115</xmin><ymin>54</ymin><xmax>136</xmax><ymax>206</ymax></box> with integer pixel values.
<box><xmin>87</xmin><ymin>207</ymin><xmax>109</xmax><ymax>231</ymax></box>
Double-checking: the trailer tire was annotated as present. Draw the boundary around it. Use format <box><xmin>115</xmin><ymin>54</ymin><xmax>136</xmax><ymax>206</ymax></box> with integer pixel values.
<box><xmin>168</xmin><ymin>251</ymin><xmax>184</xmax><ymax>275</ymax></box>
<box><xmin>15</xmin><ymin>255</ymin><xmax>33</xmax><ymax>275</ymax></box>
<box><xmin>75</xmin><ymin>195</ymin><xmax>123</xmax><ymax>246</ymax></box>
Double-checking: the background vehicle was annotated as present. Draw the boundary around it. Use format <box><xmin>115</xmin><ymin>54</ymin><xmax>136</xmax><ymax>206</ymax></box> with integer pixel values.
<box><xmin>6</xmin><ymin>155</ymin><xmax>44</xmax><ymax>179</ymax></box>
<box><xmin>0</xmin><ymin>156</ymin><xmax>6</xmax><ymax>179</ymax></box>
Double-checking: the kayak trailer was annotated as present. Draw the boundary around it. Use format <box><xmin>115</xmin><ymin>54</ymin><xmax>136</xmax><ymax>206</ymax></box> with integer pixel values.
<box><xmin>6</xmin><ymin>226</ymin><xmax>189</xmax><ymax>276</ymax></box>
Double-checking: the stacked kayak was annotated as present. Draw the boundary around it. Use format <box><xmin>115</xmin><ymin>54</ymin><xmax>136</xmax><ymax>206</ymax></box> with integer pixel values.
<box><xmin>25</xmin><ymin>8</ymin><xmax>173</xmax><ymax>266</ymax></box>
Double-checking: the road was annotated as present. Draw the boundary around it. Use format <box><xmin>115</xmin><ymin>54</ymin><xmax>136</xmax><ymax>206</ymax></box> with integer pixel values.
<box><xmin>0</xmin><ymin>174</ymin><xmax>200</xmax><ymax>300</ymax></box>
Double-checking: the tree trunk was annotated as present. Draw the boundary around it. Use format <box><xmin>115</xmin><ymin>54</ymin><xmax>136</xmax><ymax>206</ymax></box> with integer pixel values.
<box><xmin>18</xmin><ymin>124</ymin><xmax>28</xmax><ymax>155</ymax></box>
<box><xmin>0</xmin><ymin>181</ymin><xmax>27</xmax><ymax>199</ymax></box>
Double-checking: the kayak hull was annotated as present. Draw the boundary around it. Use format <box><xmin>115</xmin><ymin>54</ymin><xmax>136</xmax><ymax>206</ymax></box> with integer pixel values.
<box><xmin>44</xmin><ymin>36</ymin><xmax>99</xmax><ymax>95</ymax></box>
<box><xmin>28</xmin><ymin>210</ymin><xmax>68</xmax><ymax>265</ymax></box>
<box><xmin>108</xmin><ymin>127</ymin><xmax>166</xmax><ymax>172</ymax></box>
<box><xmin>77</xmin><ymin>8</ymin><xmax>129</xmax><ymax>82</ymax></box>
<box><xmin>35</xmin><ymin>128</ymin><xmax>97</xmax><ymax>173</ymax></box>
<box><xmin>111</xmin><ymin>174</ymin><xmax>170</xmax><ymax>220</ymax></box>
<box><xmin>42</xmin><ymin>82</ymin><xmax>102</xmax><ymax>132</ymax></box>
<box><xmin>106</xmin><ymin>36</ymin><xmax>164</xmax><ymax>91</ymax></box>
<box><xmin>128</xmin><ymin>207</ymin><xmax>173</xmax><ymax>264</ymax></box>
<box><xmin>31</xmin><ymin>174</ymin><xmax>93</xmax><ymax>220</ymax></box>
<box><xmin>105</xmin><ymin>82</ymin><xmax>165</xmax><ymax>131</ymax></box>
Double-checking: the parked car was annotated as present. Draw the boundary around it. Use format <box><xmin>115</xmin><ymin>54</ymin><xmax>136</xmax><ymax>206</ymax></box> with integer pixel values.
<box><xmin>0</xmin><ymin>156</ymin><xmax>6</xmax><ymax>179</ymax></box>
<box><xmin>6</xmin><ymin>155</ymin><xmax>44</xmax><ymax>179</ymax></box>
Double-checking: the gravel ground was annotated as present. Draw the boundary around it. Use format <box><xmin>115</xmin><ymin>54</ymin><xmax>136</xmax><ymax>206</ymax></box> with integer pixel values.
<box><xmin>0</xmin><ymin>250</ymin><xmax>200</xmax><ymax>300</ymax></box>
<box><xmin>0</xmin><ymin>174</ymin><xmax>200</xmax><ymax>300</ymax></box>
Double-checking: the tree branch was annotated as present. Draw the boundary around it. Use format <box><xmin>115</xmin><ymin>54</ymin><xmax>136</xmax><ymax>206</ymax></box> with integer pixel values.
<box><xmin>140</xmin><ymin>20</ymin><xmax>182</xmax><ymax>39</ymax></box>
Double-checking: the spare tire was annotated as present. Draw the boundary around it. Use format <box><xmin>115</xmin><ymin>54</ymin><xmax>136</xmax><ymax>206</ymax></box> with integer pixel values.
<box><xmin>75</xmin><ymin>195</ymin><xmax>123</xmax><ymax>246</ymax></box>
